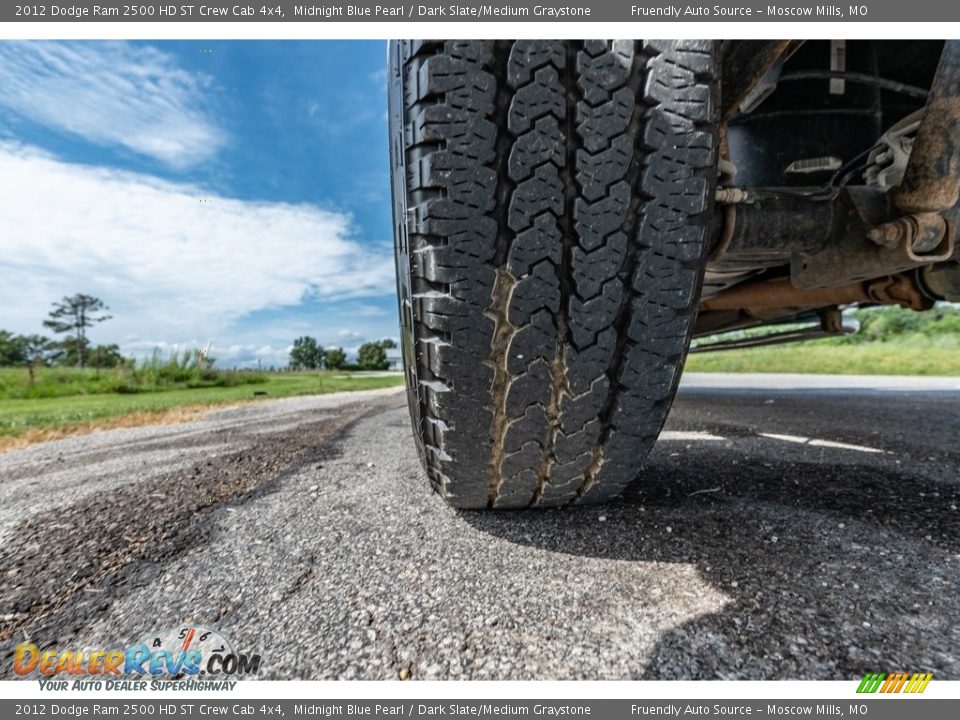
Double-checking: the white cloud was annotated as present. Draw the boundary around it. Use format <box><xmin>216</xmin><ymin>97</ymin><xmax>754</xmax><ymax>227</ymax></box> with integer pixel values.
<box><xmin>350</xmin><ymin>304</ymin><xmax>388</xmax><ymax>317</ymax></box>
<box><xmin>0</xmin><ymin>42</ymin><xmax>224</xmax><ymax>168</ymax></box>
<box><xmin>0</xmin><ymin>142</ymin><xmax>396</xmax><ymax>362</ymax></box>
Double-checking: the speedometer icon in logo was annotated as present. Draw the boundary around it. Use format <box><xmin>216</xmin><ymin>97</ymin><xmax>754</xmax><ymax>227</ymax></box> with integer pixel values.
<box><xmin>139</xmin><ymin>626</ymin><xmax>234</xmax><ymax>678</ymax></box>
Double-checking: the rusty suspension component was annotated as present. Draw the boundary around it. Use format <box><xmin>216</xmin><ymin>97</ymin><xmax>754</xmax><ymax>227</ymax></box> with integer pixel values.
<box><xmin>869</xmin><ymin>41</ymin><xmax>960</xmax><ymax>255</ymax></box>
<box><xmin>920</xmin><ymin>261</ymin><xmax>960</xmax><ymax>301</ymax></box>
<box><xmin>896</xmin><ymin>40</ymin><xmax>960</xmax><ymax>214</ymax></box>
<box><xmin>699</xmin><ymin>273</ymin><xmax>935</xmax><ymax>312</ymax></box>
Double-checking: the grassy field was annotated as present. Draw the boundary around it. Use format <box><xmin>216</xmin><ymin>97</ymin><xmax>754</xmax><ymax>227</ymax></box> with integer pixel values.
<box><xmin>0</xmin><ymin>367</ymin><xmax>403</xmax><ymax>449</ymax></box>
<box><xmin>686</xmin><ymin>306</ymin><xmax>960</xmax><ymax>376</ymax></box>
<box><xmin>685</xmin><ymin>339</ymin><xmax>960</xmax><ymax>376</ymax></box>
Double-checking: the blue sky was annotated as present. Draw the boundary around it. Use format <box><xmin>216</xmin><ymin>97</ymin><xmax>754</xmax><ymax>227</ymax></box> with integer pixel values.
<box><xmin>0</xmin><ymin>41</ymin><xmax>397</xmax><ymax>367</ymax></box>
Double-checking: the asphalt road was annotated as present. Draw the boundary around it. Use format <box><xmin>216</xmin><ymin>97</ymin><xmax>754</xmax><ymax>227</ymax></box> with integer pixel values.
<box><xmin>1</xmin><ymin>375</ymin><xmax>958</xmax><ymax>680</ymax></box>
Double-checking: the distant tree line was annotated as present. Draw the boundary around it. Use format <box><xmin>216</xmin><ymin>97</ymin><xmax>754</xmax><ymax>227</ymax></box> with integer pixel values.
<box><xmin>289</xmin><ymin>337</ymin><xmax>396</xmax><ymax>371</ymax></box>
<box><xmin>5</xmin><ymin>293</ymin><xmax>406</xmax><ymax>375</ymax></box>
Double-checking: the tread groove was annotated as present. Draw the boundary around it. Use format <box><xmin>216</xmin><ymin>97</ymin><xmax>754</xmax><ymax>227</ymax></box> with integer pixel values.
<box><xmin>485</xmin><ymin>40</ymin><xmax>521</xmax><ymax>508</ymax></box>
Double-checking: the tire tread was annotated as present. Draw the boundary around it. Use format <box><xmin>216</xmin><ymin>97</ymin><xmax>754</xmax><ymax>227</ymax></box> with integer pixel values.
<box><xmin>390</xmin><ymin>40</ymin><xmax>717</xmax><ymax>509</ymax></box>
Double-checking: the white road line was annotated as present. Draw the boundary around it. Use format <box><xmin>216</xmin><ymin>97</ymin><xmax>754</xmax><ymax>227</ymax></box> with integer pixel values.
<box><xmin>681</xmin><ymin>372</ymin><xmax>960</xmax><ymax>392</ymax></box>
<box><xmin>660</xmin><ymin>431</ymin><xmax>727</xmax><ymax>442</ymax></box>
<box><xmin>759</xmin><ymin>432</ymin><xmax>888</xmax><ymax>454</ymax></box>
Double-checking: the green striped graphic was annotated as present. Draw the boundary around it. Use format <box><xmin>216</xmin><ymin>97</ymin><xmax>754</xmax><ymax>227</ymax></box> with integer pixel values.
<box><xmin>857</xmin><ymin>673</ymin><xmax>887</xmax><ymax>693</ymax></box>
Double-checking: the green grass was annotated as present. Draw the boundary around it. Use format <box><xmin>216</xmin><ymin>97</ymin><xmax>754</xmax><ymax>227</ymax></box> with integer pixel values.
<box><xmin>0</xmin><ymin>349</ymin><xmax>272</xmax><ymax>400</ymax></box>
<box><xmin>686</xmin><ymin>306</ymin><xmax>960</xmax><ymax>376</ymax></box>
<box><xmin>0</xmin><ymin>366</ymin><xmax>268</xmax><ymax>400</ymax></box>
<box><xmin>0</xmin><ymin>369</ymin><xmax>403</xmax><ymax>443</ymax></box>
<box><xmin>685</xmin><ymin>339</ymin><xmax>960</xmax><ymax>376</ymax></box>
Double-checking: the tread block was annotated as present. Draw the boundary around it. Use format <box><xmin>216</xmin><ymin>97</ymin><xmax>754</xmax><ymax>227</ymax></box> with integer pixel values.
<box><xmin>576</xmin><ymin>135</ymin><xmax>635</xmax><ymax>201</ymax></box>
<box><xmin>568</xmin><ymin>279</ymin><xmax>622</xmax><ymax>348</ymax></box>
<box><xmin>506</xmin><ymin>310</ymin><xmax>557</xmax><ymax>375</ymax></box>
<box><xmin>576</xmin><ymin>87</ymin><xmax>635</xmax><ymax>153</ymax></box>
<box><xmin>509</xmin><ymin>116</ymin><xmax>565</xmax><ymax>181</ymax></box>
<box><xmin>508</xmin><ymin>66</ymin><xmax>566</xmax><ymax>135</ymax></box>
<box><xmin>570</xmin><ymin>233</ymin><xmax>628</xmax><ymax>300</ymax></box>
<box><xmin>564</xmin><ymin>327</ymin><xmax>617</xmax><ymax>396</ymax></box>
<box><xmin>505</xmin><ymin>358</ymin><xmax>553</xmax><ymax>417</ymax></box>
<box><xmin>573</xmin><ymin>181</ymin><xmax>631</xmax><ymax>250</ymax></box>
<box><xmin>503</xmin><ymin>403</ymin><xmax>549</xmax><ymax>454</ymax></box>
<box><xmin>508</xmin><ymin>261</ymin><xmax>562</xmax><ymax>327</ymax></box>
<box><xmin>577</xmin><ymin>40</ymin><xmax>634</xmax><ymax>104</ymax></box>
<box><xmin>559</xmin><ymin>376</ymin><xmax>609</xmax><ymax>435</ymax></box>
<box><xmin>507</xmin><ymin>40</ymin><xmax>565</xmax><ymax>85</ymax></box>
<box><xmin>507</xmin><ymin>212</ymin><xmax>563</xmax><ymax>277</ymax></box>
<box><xmin>509</xmin><ymin>163</ymin><xmax>564</xmax><ymax>232</ymax></box>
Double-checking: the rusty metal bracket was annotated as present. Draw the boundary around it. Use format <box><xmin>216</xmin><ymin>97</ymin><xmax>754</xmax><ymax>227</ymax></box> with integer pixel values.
<box><xmin>895</xmin><ymin>41</ymin><xmax>960</xmax><ymax>214</ymax></box>
<box><xmin>793</xmin><ymin>188</ymin><xmax>958</xmax><ymax>288</ymax></box>
<box><xmin>864</xmin><ymin>42</ymin><xmax>960</xmax><ymax>262</ymax></box>
<box><xmin>700</xmin><ymin>272</ymin><xmax>934</xmax><ymax>313</ymax></box>
<box><xmin>867</xmin><ymin>211</ymin><xmax>949</xmax><ymax>254</ymax></box>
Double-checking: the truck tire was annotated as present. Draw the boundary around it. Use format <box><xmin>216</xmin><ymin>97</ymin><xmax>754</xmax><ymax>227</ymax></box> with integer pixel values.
<box><xmin>388</xmin><ymin>40</ymin><xmax>719</xmax><ymax>509</ymax></box>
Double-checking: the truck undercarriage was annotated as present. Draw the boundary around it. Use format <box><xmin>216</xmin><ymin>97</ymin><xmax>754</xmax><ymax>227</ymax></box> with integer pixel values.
<box><xmin>698</xmin><ymin>40</ymin><xmax>960</xmax><ymax>350</ymax></box>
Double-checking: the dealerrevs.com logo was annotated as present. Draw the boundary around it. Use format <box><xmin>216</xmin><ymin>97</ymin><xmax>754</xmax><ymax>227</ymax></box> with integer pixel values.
<box><xmin>14</xmin><ymin>626</ymin><xmax>261</xmax><ymax>691</ymax></box>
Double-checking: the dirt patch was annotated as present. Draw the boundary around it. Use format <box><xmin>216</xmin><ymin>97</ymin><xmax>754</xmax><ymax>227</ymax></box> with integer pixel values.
<box><xmin>0</xmin><ymin>403</ymin><xmax>253</xmax><ymax>453</ymax></box>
